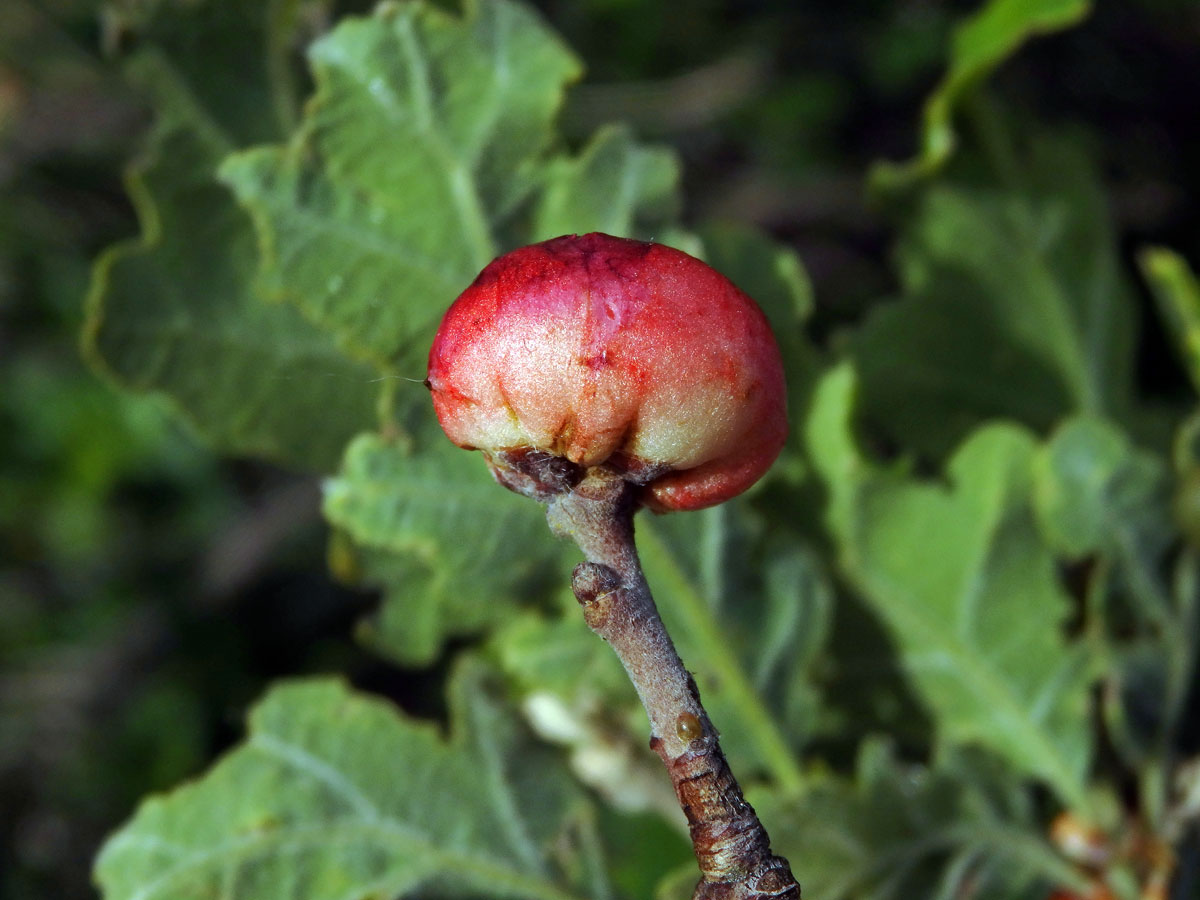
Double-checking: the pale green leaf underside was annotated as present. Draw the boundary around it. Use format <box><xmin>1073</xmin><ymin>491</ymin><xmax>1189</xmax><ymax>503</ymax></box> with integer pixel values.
<box><xmin>807</xmin><ymin>366</ymin><xmax>1093</xmax><ymax>806</ymax></box>
<box><xmin>95</xmin><ymin>664</ymin><xmax>590</xmax><ymax>900</ymax></box>
<box><xmin>221</xmin><ymin>0</ymin><xmax>582</xmax><ymax>370</ymax></box>
<box><xmin>323</xmin><ymin>434</ymin><xmax>564</xmax><ymax>665</ymax></box>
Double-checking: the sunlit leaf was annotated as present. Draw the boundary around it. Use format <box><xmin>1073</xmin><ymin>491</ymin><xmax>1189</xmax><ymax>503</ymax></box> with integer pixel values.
<box><xmin>95</xmin><ymin>661</ymin><xmax>595</xmax><ymax>900</ymax></box>
<box><xmin>221</xmin><ymin>0</ymin><xmax>582</xmax><ymax>372</ymax></box>
<box><xmin>323</xmin><ymin>434</ymin><xmax>565</xmax><ymax>665</ymax></box>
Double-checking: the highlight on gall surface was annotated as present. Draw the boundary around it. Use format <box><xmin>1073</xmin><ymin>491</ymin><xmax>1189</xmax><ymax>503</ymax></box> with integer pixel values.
<box><xmin>426</xmin><ymin>233</ymin><xmax>788</xmax><ymax>512</ymax></box>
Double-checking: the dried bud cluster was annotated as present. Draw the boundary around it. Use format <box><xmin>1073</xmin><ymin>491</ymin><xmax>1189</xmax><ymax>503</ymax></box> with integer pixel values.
<box><xmin>427</xmin><ymin>233</ymin><xmax>787</xmax><ymax>511</ymax></box>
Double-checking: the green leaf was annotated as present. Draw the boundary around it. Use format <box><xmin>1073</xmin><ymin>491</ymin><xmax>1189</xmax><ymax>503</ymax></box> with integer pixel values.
<box><xmin>489</xmin><ymin>610</ymin><xmax>685</xmax><ymax>823</ymax></box>
<box><xmin>1032</xmin><ymin>417</ymin><xmax>1179</xmax><ymax>777</ymax></box>
<box><xmin>853</xmin><ymin>138</ymin><xmax>1136</xmax><ymax>458</ymax></box>
<box><xmin>696</xmin><ymin>222</ymin><xmax>813</xmax><ymax>326</ymax></box>
<box><xmin>595</xmin><ymin>807</ymin><xmax>691</xmax><ymax>900</ymax></box>
<box><xmin>83</xmin><ymin>13</ymin><xmax>379</xmax><ymax>472</ymax></box>
<box><xmin>1140</xmin><ymin>246</ymin><xmax>1200</xmax><ymax>398</ymax></box>
<box><xmin>323</xmin><ymin>434</ymin><xmax>564</xmax><ymax>665</ymax></box>
<box><xmin>95</xmin><ymin>660</ymin><xmax>594</xmax><ymax>900</ymax></box>
<box><xmin>532</xmin><ymin>124</ymin><xmax>681</xmax><ymax>241</ymax></box>
<box><xmin>221</xmin><ymin>0</ymin><xmax>583</xmax><ymax>371</ymax></box>
<box><xmin>870</xmin><ymin>0</ymin><xmax>1092</xmax><ymax>193</ymax></box>
<box><xmin>493</xmin><ymin>611</ymin><xmax>633</xmax><ymax>709</ymax></box>
<box><xmin>807</xmin><ymin>365</ymin><xmax>1095</xmax><ymax>807</ymax></box>
<box><xmin>750</xmin><ymin>739</ymin><xmax>1087</xmax><ymax>900</ymax></box>
<box><xmin>104</xmin><ymin>0</ymin><xmax>308</xmax><ymax>144</ymax></box>
<box><xmin>1033</xmin><ymin>416</ymin><xmax>1170</xmax><ymax>566</ymax></box>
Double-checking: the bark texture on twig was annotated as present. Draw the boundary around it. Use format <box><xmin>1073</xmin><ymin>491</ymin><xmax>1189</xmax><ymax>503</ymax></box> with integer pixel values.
<box><xmin>546</xmin><ymin>468</ymin><xmax>800</xmax><ymax>900</ymax></box>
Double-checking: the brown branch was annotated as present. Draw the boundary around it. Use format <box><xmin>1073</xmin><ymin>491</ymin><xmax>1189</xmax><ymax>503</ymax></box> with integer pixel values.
<box><xmin>546</xmin><ymin>467</ymin><xmax>800</xmax><ymax>900</ymax></box>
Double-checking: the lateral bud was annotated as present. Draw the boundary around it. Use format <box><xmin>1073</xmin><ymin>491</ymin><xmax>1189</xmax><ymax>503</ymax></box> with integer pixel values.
<box><xmin>571</xmin><ymin>562</ymin><xmax>622</xmax><ymax>630</ymax></box>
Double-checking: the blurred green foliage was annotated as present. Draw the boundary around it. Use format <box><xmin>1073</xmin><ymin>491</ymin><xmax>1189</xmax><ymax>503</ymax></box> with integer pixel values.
<box><xmin>4</xmin><ymin>0</ymin><xmax>1200</xmax><ymax>898</ymax></box>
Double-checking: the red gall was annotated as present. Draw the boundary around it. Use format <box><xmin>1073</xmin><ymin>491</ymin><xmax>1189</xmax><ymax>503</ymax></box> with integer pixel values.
<box><xmin>427</xmin><ymin>232</ymin><xmax>787</xmax><ymax>512</ymax></box>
